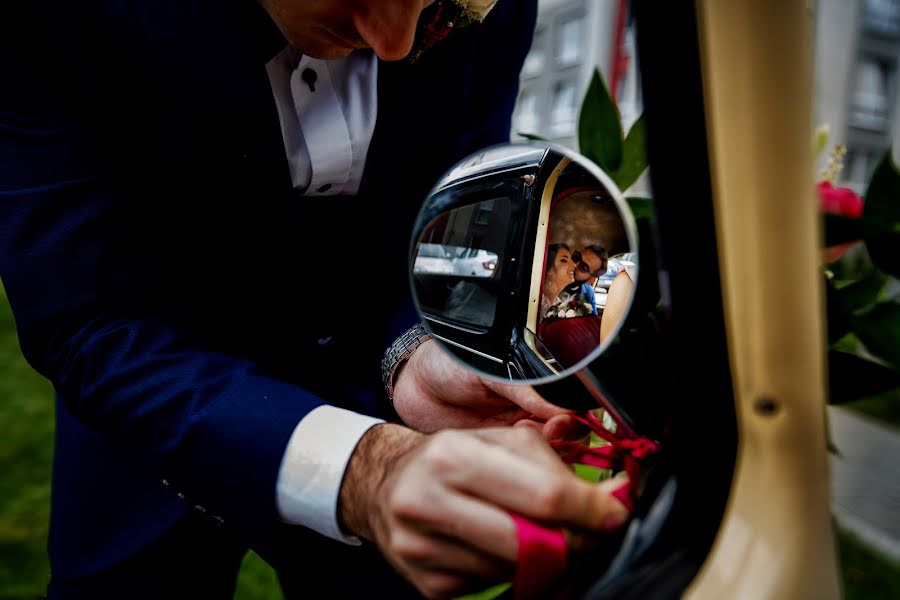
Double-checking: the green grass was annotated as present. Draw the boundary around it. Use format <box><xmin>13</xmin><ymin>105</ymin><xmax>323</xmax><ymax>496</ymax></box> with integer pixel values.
<box><xmin>0</xmin><ymin>284</ymin><xmax>55</xmax><ymax>599</ymax></box>
<box><xmin>0</xmin><ymin>284</ymin><xmax>897</xmax><ymax>598</ymax></box>
<box><xmin>0</xmin><ymin>284</ymin><xmax>283</xmax><ymax>599</ymax></box>
<box><xmin>837</xmin><ymin>527</ymin><xmax>900</xmax><ymax>600</ymax></box>
<box><xmin>234</xmin><ymin>552</ymin><xmax>282</xmax><ymax>600</ymax></box>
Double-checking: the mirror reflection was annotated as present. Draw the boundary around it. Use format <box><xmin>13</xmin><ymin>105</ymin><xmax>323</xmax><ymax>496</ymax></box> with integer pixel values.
<box><xmin>410</xmin><ymin>143</ymin><xmax>638</xmax><ymax>383</ymax></box>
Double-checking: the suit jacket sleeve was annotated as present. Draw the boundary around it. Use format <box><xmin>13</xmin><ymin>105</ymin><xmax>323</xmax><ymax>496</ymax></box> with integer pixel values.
<box><xmin>0</xmin><ymin>6</ymin><xmax>320</xmax><ymax>554</ymax></box>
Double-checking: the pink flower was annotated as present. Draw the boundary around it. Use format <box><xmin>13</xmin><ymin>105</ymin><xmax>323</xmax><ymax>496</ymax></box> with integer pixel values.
<box><xmin>816</xmin><ymin>181</ymin><xmax>863</xmax><ymax>218</ymax></box>
<box><xmin>816</xmin><ymin>181</ymin><xmax>863</xmax><ymax>263</ymax></box>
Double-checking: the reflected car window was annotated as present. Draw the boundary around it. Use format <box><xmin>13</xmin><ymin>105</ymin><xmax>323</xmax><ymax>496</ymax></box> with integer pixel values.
<box><xmin>413</xmin><ymin>196</ymin><xmax>511</xmax><ymax>328</ymax></box>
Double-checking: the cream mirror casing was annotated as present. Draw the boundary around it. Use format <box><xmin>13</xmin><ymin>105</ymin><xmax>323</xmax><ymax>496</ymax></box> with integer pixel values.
<box><xmin>685</xmin><ymin>1</ymin><xmax>841</xmax><ymax>598</ymax></box>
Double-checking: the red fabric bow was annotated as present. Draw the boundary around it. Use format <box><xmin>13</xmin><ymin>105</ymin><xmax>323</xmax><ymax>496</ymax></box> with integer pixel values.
<box><xmin>551</xmin><ymin>412</ymin><xmax>658</xmax><ymax>512</ymax></box>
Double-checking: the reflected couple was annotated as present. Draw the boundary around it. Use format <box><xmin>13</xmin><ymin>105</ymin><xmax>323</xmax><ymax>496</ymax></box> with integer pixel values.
<box><xmin>540</xmin><ymin>243</ymin><xmax>608</xmax><ymax>322</ymax></box>
<box><xmin>537</xmin><ymin>242</ymin><xmax>608</xmax><ymax>369</ymax></box>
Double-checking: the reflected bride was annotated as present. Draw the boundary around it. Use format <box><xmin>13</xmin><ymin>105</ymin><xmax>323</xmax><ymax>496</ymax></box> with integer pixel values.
<box><xmin>540</xmin><ymin>243</ymin><xmax>576</xmax><ymax>318</ymax></box>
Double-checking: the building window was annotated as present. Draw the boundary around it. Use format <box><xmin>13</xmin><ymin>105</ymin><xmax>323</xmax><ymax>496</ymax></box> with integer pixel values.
<box><xmin>522</xmin><ymin>28</ymin><xmax>546</xmax><ymax>78</ymax></box>
<box><xmin>849</xmin><ymin>58</ymin><xmax>890</xmax><ymax>131</ymax></box>
<box><xmin>555</xmin><ymin>14</ymin><xmax>583</xmax><ymax>67</ymax></box>
<box><xmin>549</xmin><ymin>80</ymin><xmax>578</xmax><ymax>135</ymax></box>
<box><xmin>844</xmin><ymin>149</ymin><xmax>868</xmax><ymax>195</ymax></box>
<box><xmin>863</xmin><ymin>0</ymin><xmax>900</xmax><ymax>36</ymax></box>
<box><xmin>514</xmin><ymin>88</ymin><xmax>541</xmax><ymax>136</ymax></box>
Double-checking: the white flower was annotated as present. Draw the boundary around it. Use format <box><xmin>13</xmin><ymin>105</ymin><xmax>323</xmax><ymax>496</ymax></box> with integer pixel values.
<box><xmin>557</xmin><ymin>309</ymin><xmax>566</xmax><ymax>318</ymax></box>
<box><xmin>565</xmin><ymin>309</ymin><xmax>576</xmax><ymax>318</ymax></box>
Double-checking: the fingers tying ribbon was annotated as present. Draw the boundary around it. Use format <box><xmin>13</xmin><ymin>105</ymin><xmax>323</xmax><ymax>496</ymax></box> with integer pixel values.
<box><xmin>511</xmin><ymin>409</ymin><xmax>659</xmax><ymax>598</ymax></box>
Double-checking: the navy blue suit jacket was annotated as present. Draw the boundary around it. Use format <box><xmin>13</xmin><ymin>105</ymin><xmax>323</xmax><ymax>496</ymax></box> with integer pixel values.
<box><xmin>0</xmin><ymin>0</ymin><xmax>536</xmax><ymax>580</ymax></box>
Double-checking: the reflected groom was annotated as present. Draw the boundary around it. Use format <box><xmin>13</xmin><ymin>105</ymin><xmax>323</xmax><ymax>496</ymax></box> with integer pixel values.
<box><xmin>566</xmin><ymin>244</ymin><xmax>610</xmax><ymax>314</ymax></box>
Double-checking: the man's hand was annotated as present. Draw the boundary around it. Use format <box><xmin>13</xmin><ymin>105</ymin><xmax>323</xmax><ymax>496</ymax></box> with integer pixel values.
<box><xmin>392</xmin><ymin>339</ymin><xmax>575</xmax><ymax>435</ymax></box>
<box><xmin>339</xmin><ymin>423</ymin><xmax>629</xmax><ymax>599</ymax></box>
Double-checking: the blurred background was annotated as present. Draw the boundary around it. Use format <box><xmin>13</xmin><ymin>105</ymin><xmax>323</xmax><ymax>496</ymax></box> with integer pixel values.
<box><xmin>1</xmin><ymin>0</ymin><xmax>898</xmax><ymax>598</ymax></box>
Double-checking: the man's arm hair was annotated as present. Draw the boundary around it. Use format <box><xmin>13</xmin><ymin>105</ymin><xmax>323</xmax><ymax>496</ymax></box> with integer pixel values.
<box><xmin>338</xmin><ymin>423</ymin><xmax>425</xmax><ymax>540</ymax></box>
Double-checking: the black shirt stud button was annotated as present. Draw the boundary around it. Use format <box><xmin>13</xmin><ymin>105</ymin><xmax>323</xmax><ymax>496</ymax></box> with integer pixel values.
<box><xmin>302</xmin><ymin>68</ymin><xmax>317</xmax><ymax>92</ymax></box>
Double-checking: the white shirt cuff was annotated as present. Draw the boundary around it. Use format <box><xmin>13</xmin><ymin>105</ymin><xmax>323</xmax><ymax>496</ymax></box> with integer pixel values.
<box><xmin>276</xmin><ymin>405</ymin><xmax>384</xmax><ymax>544</ymax></box>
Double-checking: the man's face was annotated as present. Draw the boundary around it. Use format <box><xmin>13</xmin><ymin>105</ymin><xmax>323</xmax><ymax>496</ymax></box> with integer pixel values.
<box><xmin>574</xmin><ymin>249</ymin><xmax>605</xmax><ymax>283</ymax></box>
<box><xmin>258</xmin><ymin>0</ymin><xmax>436</xmax><ymax>61</ymax></box>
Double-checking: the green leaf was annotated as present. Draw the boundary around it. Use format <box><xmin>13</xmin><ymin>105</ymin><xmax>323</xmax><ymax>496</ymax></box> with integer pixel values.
<box><xmin>864</xmin><ymin>149</ymin><xmax>900</xmax><ymax>223</ymax></box>
<box><xmin>828</xmin><ymin>349</ymin><xmax>900</xmax><ymax>404</ymax></box>
<box><xmin>826</xmin><ymin>270</ymin><xmax>886</xmax><ymax>344</ymax></box>
<box><xmin>516</xmin><ymin>132</ymin><xmax>549</xmax><ymax>142</ymax></box>
<box><xmin>829</xmin><ymin>243</ymin><xmax>875</xmax><ymax>280</ymax></box>
<box><xmin>610</xmin><ymin>114</ymin><xmax>647</xmax><ymax>190</ymax></box>
<box><xmin>825</xmin><ymin>282</ymin><xmax>853</xmax><ymax>343</ymax></box>
<box><xmin>863</xmin><ymin>150</ymin><xmax>900</xmax><ymax>278</ymax></box>
<box><xmin>833</xmin><ymin>270</ymin><xmax>887</xmax><ymax>315</ymax></box>
<box><xmin>830</xmin><ymin>332</ymin><xmax>861</xmax><ymax>354</ymax></box>
<box><xmin>578</xmin><ymin>69</ymin><xmax>623</xmax><ymax>173</ymax></box>
<box><xmin>626</xmin><ymin>196</ymin><xmax>654</xmax><ymax>221</ymax></box>
<box><xmin>843</xmin><ymin>389</ymin><xmax>900</xmax><ymax>429</ymax></box>
<box><xmin>851</xmin><ymin>302</ymin><xmax>900</xmax><ymax>370</ymax></box>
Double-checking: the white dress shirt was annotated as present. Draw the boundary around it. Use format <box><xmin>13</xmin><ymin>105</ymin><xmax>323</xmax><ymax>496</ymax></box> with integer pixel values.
<box><xmin>265</xmin><ymin>45</ymin><xmax>378</xmax><ymax>196</ymax></box>
<box><xmin>266</xmin><ymin>46</ymin><xmax>384</xmax><ymax>544</ymax></box>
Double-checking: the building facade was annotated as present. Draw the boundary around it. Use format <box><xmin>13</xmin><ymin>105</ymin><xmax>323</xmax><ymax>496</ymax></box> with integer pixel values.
<box><xmin>513</xmin><ymin>0</ymin><xmax>900</xmax><ymax>196</ymax></box>
<box><xmin>814</xmin><ymin>0</ymin><xmax>900</xmax><ymax>193</ymax></box>
<box><xmin>511</xmin><ymin>0</ymin><xmax>643</xmax><ymax>194</ymax></box>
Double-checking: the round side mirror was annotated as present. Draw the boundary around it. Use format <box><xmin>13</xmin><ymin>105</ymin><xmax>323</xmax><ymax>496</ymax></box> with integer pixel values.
<box><xmin>410</xmin><ymin>143</ymin><xmax>639</xmax><ymax>384</ymax></box>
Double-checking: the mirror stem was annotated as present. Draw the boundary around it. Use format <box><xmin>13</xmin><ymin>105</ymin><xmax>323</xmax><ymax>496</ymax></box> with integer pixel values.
<box><xmin>573</xmin><ymin>368</ymin><xmax>637</xmax><ymax>439</ymax></box>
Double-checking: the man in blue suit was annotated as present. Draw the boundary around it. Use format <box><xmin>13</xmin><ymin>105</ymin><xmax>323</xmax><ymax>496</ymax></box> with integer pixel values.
<box><xmin>0</xmin><ymin>1</ymin><xmax>629</xmax><ymax>598</ymax></box>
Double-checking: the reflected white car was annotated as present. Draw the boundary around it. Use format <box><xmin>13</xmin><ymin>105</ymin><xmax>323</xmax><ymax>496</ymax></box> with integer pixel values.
<box><xmin>413</xmin><ymin>243</ymin><xmax>455</xmax><ymax>274</ymax></box>
<box><xmin>451</xmin><ymin>247</ymin><xmax>498</xmax><ymax>277</ymax></box>
<box><xmin>596</xmin><ymin>255</ymin><xmax>637</xmax><ymax>290</ymax></box>
<box><xmin>414</xmin><ymin>244</ymin><xmax>499</xmax><ymax>277</ymax></box>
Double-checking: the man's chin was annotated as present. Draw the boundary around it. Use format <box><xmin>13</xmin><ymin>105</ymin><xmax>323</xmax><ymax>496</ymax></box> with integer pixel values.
<box><xmin>289</xmin><ymin>40</ymin><xmax>355</xmax><ymax>60</ymax></box>
<box><xmin>287</xmin><ymin>29</ymin><xmax>363</xmax><ymax>60</ymax></box>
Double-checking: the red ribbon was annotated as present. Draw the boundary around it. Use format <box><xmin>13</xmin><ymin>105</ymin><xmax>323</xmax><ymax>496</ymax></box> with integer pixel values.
<box><xmin>551</xmin><ymin>412</ymin><xmax>658</xmax><ymax>512</ymax></box>
<box><xmin>511</xmin><ymin>513</ymin><xmax>568</xmax><ymax>600</ymax></box>
<box><xmin>511</xmin><ymin>410</ymin><xmax>659</xmax><ymax>599</ymax></box>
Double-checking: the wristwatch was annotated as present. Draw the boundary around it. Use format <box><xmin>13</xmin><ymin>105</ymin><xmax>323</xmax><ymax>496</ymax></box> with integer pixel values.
<box><xmin>381</xmin><ymin>323</ymin><xmax>432</xmax><ymax>404</ymax></box>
